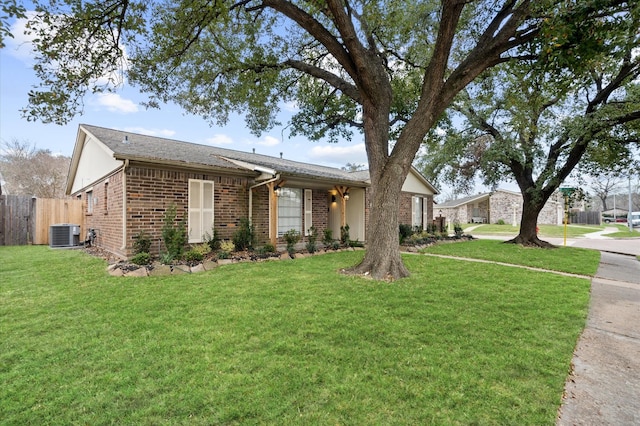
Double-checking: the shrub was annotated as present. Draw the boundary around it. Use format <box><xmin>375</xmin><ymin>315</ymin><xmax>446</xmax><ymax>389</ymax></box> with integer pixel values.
<box><xmin>130</xmin><ymin>252</ymin><xmax>151</xmax><ymax>265</ymax></box>
<box><xmin>132</xmin><ymin>231</ymin><xmax>152</xmax><ymax>255</ymax></box>
<box><xmin>349</xmin><ymin>239</ymin><xmax>364</xmax><ymax>248</ymax></box>
<box><xmin>496</xmin><ymin>219</ymin><xmax>506</xmax><ymax>225</ymax></box>
<box><xmin>306</xmin><ymin>226</ymin><xmax>318</xmax><ymax>253</ymax></box>
<box><xmin>257</xmin><ymin>243</ymin><xmax>276</xmax><ymax>255</ymax></box>
<box><xmin>453</xmin><ymin>221</ymin><xmax>463</xmax><ymax>238</ymax></box>
<box><xmin>399</xmin><ymin>224</ymin><xmax>414</xmax><ymax>244</ymax></box>
<box><xmin>203</xmin><ymin>227</ymin><xmax>221</xmax><ymax>251</ymax></box>
<box><xmin>159</xmin><ymin>253</ymin><xmax>174</xmax><ymax>265</ymax></box>
<box><xmin>232</xmin><ymin>218</ymin><xmax>255</xmax><ymax>251</ymax></box>
<box><xmin>283</xmin><ymin>229</ymin><xmax>301</xmax><ymax>255</ymax></box>
<box><xmin>162</xmin><ymin>204</ymin><xmax>187</xmax><ymax>260</ymax></box>
<box><xmin>184</xmin><ymin>249</ymin><xmax>204</xmax><ymax>263</ymax></box>
<box><xmin>340</xmin><ymin>224</ymin><xmax>350</xmax><ymax>247</ymax></box>
<box><xmin>322</xmin><ymin>228</ymin><xmax>333</xmax><ymax>247</ymax></box>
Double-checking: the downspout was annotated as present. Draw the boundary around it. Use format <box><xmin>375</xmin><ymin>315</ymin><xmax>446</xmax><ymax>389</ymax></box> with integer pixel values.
<box><xmin>120</xmin><ymin>159</ymin><xmax>129</xmax><ymax>253</ymax></box>
<box><xmin>249</xmin><ymin>173</ymin><xmax>280</xmax><ymax>225</ymax></box>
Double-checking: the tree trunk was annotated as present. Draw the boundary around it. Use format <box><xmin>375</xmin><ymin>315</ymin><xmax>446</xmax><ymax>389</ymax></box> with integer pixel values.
<box><xmin>344</xmin><ymin>164</ymin><xmax>409</xmax><ymax>280</ymax></box>
<box><xmin>505</xmin><ymin>195</ymin><xmax>555</xmax><ymax>248</ymax></box>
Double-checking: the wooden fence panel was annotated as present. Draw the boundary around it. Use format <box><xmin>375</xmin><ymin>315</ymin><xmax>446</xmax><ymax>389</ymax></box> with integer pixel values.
<box><xmin>572</xmin><ymin>211</ymin><xmax>602</xmax><ymax>225</ymax></box>
<box><xmin>0</xmin><ymin>195</ymin><xmax>35</xmax><ymax>246</ymax></box>
<box><xmin>34</xmin><ymin>198</ymin><xmax>85</xmax><ymax>245</ymax></box>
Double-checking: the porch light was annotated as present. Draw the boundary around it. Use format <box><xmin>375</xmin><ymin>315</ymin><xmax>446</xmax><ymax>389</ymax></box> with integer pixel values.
<box><xmin>274</xmin><ymin>185</ymin><xmax>282</xmax><ymax>197</ymax></box>
<box><xmin>343</xmin><ymin>191</ymin><xmax>349</xmax><ymax>201</ymax></box>
<box><xmin>331</xmin><ymin>194</ymin><xmax>337</xmax><ymax>203</ymax></box>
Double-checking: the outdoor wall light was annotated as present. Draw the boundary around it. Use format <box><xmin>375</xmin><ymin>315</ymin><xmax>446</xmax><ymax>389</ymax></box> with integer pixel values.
<box><xmin>274</xmin><ymin>185</ymin><xmax>282</xmax><ymax>196</ymax></box>
<box><xmin>343</xmin><ymin>191</ymin><xmax>349</xmax><ymax>201</ymax></box>
<box><xmin>331</xmin><ymin>195</ymin><xmax>337</xmax><ymax>203</ymax></box>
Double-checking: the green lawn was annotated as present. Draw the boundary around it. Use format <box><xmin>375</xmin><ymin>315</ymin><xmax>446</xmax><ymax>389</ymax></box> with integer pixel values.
<box><xmin>464</xmin><ymin>223</ymin><xmax>639</xmax><ymax>239</ymax></box>
<box><xmin>422</xmin><ymin>239</ymin><xmax>600</xmax><ymax>276</ymax></box>
<box><xmin>1</xmin><ymin>245</ymin><xmax>594</xmax><ymax>424</ymax></box>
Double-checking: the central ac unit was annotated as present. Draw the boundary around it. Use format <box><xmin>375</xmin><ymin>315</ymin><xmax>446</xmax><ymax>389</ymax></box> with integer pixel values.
<box><xmin>49</xmin><ymin>224</ymin><xmax>81</xmax><ymax>248</ymax></box>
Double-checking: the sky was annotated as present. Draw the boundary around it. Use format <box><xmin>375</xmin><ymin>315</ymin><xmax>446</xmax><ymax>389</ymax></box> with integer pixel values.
<box><xmin>0</xmin><ymin>12</ymin><xmax>369</xmax><ymax>170</ymax></box>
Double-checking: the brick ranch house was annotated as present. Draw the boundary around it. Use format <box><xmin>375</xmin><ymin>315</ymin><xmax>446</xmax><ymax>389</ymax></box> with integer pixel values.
<box><xmin>67</xmin><ymin>124</ymin><xmax>438</xmax><ymax>259</ymax></box>
<box><xmin>435</xmin><ymin>189</ymin><xmax>563</xmax><ymax>226</ymax></box>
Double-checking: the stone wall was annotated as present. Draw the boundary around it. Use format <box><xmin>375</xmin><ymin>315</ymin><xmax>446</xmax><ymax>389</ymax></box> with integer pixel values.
<box><xmin>489</xmin><ymin>190</ymin><xmax>522</xmax><ymax>225</ymax></box>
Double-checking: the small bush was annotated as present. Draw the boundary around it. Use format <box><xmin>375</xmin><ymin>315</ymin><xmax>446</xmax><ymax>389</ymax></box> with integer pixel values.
<box><xmin>496</xmin><ymin>219</ymin><xmax>506</xmax><ymax>225</ymax></box>
<box><xmin>162</xmin><ymin>204</ymin><xmax>187</xmax><ymax>259</ymax></box>
<box><xmin>159</xmin><ymin>253</ymin><xmax>174</xmax><ymax>265</ymax></box>
<box><xmin>184</xmin><ymin>249</ymin><xmax>204</xmax><ymax>263</ymax></box>
<box><xmin>220</xmin><ymin>240</ymin><xmax>235</xmax><ymax>253</ymax></box>
<box><xmin>306</xmin><ymin>226</ymin><xmax>318</xmax><ymax>253</ymax></box>
<box><xmin>133</xmin><ymin>230</ymin><xmax>152</xmax><ymax>255</ymax></box>
<box><xmin>349</xmin><ymin>240</ymin><xmax>364</xmax><ymax>248</ymax></box>
<box><xmin>340</xmin><ymin>224</ymin><xmax>350</xmax><ymax>247</ymax></box>
<box><xmin>191</xmin><ymin>243</ymin><xmax>211</xmax><ymax>256</ymax></box>
<box><xmin>130</xmin><ymin>252</ymin><xmax>151</xmax><ymax>265</ymax></box>
<box><xmin>399</xmin><ymin>224</ymin><xmax>414</xmax><ymax>244</ymax></box>
<box><xmin>453</xmin><ymin>222</ymin><xmax>463</xmax><ymax>238</ymax></box>
<box><xmin>232</xmin><ymin>218</ymin><xmax>255</xmax><ymax>251</ymax></box>
<box><xmin>283</xmin><ymin>229</ymin><xmax>301</xmax><ymax>255</ymax></box>
<box><xmin>330</xmin><ymin>241</ymin><xmax>341</xmax><ymax>250</ymax></box>
<box><xmin>322</xmin><ymin>228</ymin><xmax>333</xmax><ymax>247</ymax></box>
<box><xmin>203</xmin><ymin>227</ymin><xmax>221</xmax><ymax>251</ymax></box>
<box><xmin>257</xmin><ymin>244</ymin><xmax>276</xmax><ymax>255</ymax></box>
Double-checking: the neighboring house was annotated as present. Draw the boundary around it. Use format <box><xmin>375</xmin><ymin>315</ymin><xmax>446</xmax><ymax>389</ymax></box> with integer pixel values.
<box><xmin>435</xmin><ymin>189</ymin><xmax>563</xmax><ymax>226</ymax></box>
<box><xmin>66</xmin><ymin>124</ymin><xmax>438</xmax><ymax>258</ymax></box>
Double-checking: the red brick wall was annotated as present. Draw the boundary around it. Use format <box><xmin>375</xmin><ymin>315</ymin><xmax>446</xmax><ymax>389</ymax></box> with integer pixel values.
<box><xmin>398</xmin><ymin>192</ymin><xmax>413</xmax><ymax>226</ymax></box>
<box><xmin>124</xmin><ymin>165</ymin><xmax>251</xmax><ymax>257</ymax></box>
<box><xmin>77</xmin><ymin>170</ymin><xmax>125</xmax><ymax>258</ymax></box>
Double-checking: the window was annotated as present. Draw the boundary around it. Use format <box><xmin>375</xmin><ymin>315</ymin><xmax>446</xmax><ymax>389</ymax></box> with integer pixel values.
<box><xmin>86</xmin><ymin>190</ymin><xmax>93</xmax><ymax>214</ymax></box>
<box><xmin>104</xmin><ymin>182</ymin><xmax>108</xmax><ymax>214</ymax></box>
<box><xmin>188</xmin><ymin>179</ymin><xmax>214</xmax><ymax>243</ymax></box>
<box><xmin>412</xmin><ymin>196</ymin><xmax>423</xmax><ymax>229</ymax></box>
<box><xmin>278</xmin><ymin>188</ymin><xmax>303</xmax><ymax>236</ymax></box>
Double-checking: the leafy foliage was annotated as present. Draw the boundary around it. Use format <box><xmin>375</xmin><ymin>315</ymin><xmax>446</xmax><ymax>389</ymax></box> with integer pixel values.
<box><xmin>162</xmin><ymin>204</ymin><xmax>187</xmax><ymax>260</ymax></box>
<box><xmin>283</xmin><ymin>229</ymin><xmax>300</xmax><ymax>256</ymax></box>
<box><xmin>22</xmin><ymin>0</ymin><xmax>635</xmax><ymax>278</ymax></box>
<box><xmin>232</xmin><ymin>218</ymin><xmax>255</xmax><ymax>252</ymax></box>
<box><xmin>132</xmin><ymin>230</ymin><xmax>151</xmax><ymax>255</ymax></box>
<box><xmin>130</xmin><ymin>252</ymin><xmax>151</xmax><ymax>265</ymax></box>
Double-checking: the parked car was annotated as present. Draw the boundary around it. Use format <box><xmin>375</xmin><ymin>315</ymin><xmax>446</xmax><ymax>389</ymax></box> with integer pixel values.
<box><xmin>631</xmin><ymin>212</ymin><xmax>640</xmax><ymax>227</ymax></box>
<box><xmin>602</xmin><ymin>216</ymin><xmax>628</xmax><ymax>224</ymax></box>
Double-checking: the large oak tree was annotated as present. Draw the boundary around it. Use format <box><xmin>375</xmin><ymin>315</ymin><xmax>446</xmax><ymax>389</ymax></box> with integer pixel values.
<box><xmin>420</xmin><ymin>2</ymin><xmax>639</xmax><ymax>246</ymax></box>
<box><xmin>23</xmin><ymin>0</ymin><xmax>627</xmax><ymax>278</ymax></box>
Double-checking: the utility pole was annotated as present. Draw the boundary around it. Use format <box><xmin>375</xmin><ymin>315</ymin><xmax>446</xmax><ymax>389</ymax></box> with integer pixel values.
<box><xmin>629</xmin><ymin>174</ymin><xmax>633</xmax><ymax>232</ymax></box>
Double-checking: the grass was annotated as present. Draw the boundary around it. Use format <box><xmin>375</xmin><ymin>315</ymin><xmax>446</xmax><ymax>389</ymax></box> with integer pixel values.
<box><xmin>463</xmin><ymin>223</ymin><xmax>640</xmax><ymax>239</ymax></box>
<box><xmin>1</xmin><ymin>245</ymin><xmax>594</xmax><ymax>424</ymax></box>
<box><xmin>422</xmin><ymin>239</ymin><xmax>600</xmax><ymax>276</ymax></box>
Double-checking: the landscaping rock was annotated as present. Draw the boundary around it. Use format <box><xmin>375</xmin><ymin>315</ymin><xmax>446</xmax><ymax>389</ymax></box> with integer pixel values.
<box><xmin>190</xmin><ymin>264</ymin><xmax>206</xmax><ymax>274</ymax></box>
<box><xmin>149</xmin><ymin>264</ymin><xmax>173</xmax><ymax>277</ymax></box>
<box><xmin>174</xmin><ymin>264</ymin><xmax>192</xmax><ymax>274</ymax></box>
<box><xmin>202</xmin><ymin>260</ymin><xmax>218</xmax><ymax>271</ymax></box>
<box><xmin>125</xmin><ymin>267</ymin><xmax>148</xmax><ymax>277</ymax></box>
<box><xmin>217</xmin><ymin>259</ymin><xmax>234</xmax><ymax>266</ymax></box>
<box><xmin>108</xmin><ymin>267</ymin><xmax>124</xmax><ymax>277</ymax></box>
<box><xmin>295</xmin><ymin>253</ymin><xmax>307</xmax><ymax>259</ymax></box>
<box><xmin>280</xmin><ymin>252</ymin><xmax>292</xmax><ymax>260</ymax></box>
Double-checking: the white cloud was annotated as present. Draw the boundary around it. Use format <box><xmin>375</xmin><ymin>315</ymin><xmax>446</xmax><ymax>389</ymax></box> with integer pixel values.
<box><xmin>121</xmin><ymin>127</ymin><xmax>176</xmax><ymax>138</ymax></box>
<box><xmin>4</xmin><ymin>11</ymin><xmax>39</xmax><ymax>64</ymax></box>
<box><xmin>205</xmin><ymin>134</ymin><xmax>234</xmax><ymax>146</ymax></box>
<box><xmin>309</xmin><ymin>143</ymin><xmax>367</xmax><ymax>166</ymax></box>
<box><xmin>255</xmin><ymin>135</ymin><xmax>280</xmax><ymax>147</ymax></box>
<box><xmin>92</xmin><ymin>93</ymin><xmax>138</xmax><ymax>113</ymax></box>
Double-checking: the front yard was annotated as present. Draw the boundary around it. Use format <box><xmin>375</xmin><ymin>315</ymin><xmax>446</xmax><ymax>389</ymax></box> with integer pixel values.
<box><xmin>1</xmin><ymin>244</ymin><xmax>595</xmax><ymax>424</ymax></box>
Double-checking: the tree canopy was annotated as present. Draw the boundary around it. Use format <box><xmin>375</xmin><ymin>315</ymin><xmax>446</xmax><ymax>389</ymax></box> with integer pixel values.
<box><xmin>419</xmin><ymin>1</ymin><xmax>640</xmax><ymax>245</ymax></box>
<box><xmin>21</xmin><ymin>0</ymin><xmax>636</xmax><ymax>277</ymax></box>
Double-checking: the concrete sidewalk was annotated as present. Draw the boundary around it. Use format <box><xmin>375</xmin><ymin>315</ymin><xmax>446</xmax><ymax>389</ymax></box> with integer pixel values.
<box><xmin>556</xmin><ymin>252</ymin><xmax>640</xmax><ymax>425</ymax></box>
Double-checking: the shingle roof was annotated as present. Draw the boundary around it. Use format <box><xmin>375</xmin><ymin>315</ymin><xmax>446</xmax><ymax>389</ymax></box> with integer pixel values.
<box><xmin>437</xmin><ymin>192</ymin><xmax>490</xmax><ymax>208</ymax></box>
<box><xmin>81</xmin><ymin>124</ymin><xmax>369</xmax><ymax>183</ymax></box>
